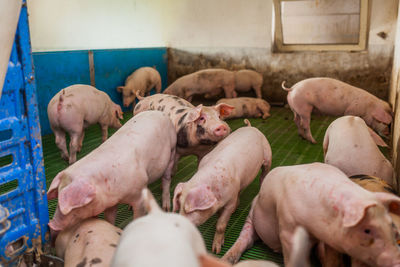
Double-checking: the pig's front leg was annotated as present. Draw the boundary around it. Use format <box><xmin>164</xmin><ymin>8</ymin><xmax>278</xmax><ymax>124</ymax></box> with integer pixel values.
<box><xmin>254</xmin><ymin>86</ymin><xmax>262</xmax><ymax>99</ymax></box>
<box><xmin>222</xmin><ymin>214</ymin><xmax>258</xmax><ymax>264</ymax></box>
<box><xmin>78</xmin><ymin>131</ymin><xmax>85</xmax><ymax>153</ymax></box>
<box><xmin>162</xmin><ymin>150</ymin><xmax>176</xmax><ymax>211</ymax></box>
<box><xmin>100</xmin><ymin>124</ymin><xmax>109</xmax><ymax>142</ymax></box>
<box><xmin>317</xmin><ymin>242</ymin><xmax>345</xmax><ymax>267</ymax></box>
<box><xmin>104</xmin><ymin>205</ymin><xmax>118</xmax><ymax>225</ymax></box>
<box><xmin>212</xmin><ymin>199</ymin><xmax>237</xmax><ymax>254</ymax></box>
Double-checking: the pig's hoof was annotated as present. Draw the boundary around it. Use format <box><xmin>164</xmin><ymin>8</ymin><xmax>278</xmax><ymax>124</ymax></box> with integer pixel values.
<box><xmin>61</xmin><ymin>153</ymin><xmax>68</xmax><ymax>161</ymax></box>
<box><xmin>222</xmin><ymin>254</ymin><xmax>239</xmax><ymax>265</ymax></box>
<box><xmin>212</xmin><ymin>235</ymin><xmax>224</xmax><ymax>254</ymax></box>
<box><xmin>162</xmin><ymin>203</ymin><xmax>170</xmax><ymax>212</ymax></box>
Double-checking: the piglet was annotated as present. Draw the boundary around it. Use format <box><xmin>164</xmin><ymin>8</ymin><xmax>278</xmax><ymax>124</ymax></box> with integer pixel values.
<box><xmin>47</xmin><ymin>84</ymin><xmax>123</xmax><ymax>164</ymax></box>
<box><xmin>217</xmin><ymin>97</ymin><xmax>270</xmax><ymax>120</ymax></box>
<box><xmin>164</xmin><ymin>69</ymin><xmax>236</xmax><ymax>101</ymax></box>
<box><xmin>323</xmin><ymin>116</ymin><xmax>393</xmax><ymax>185</ymax></box>
<box><xmin>55</xmin><ymin>218</ymin><xmax>121</xmax><ymax>267</ymax></box>
<box><xmin>111</xmin><ymin>189</ymin><xmax>208</xmax><ymax>267</ymax></box>
<box><xmin>234</xmin><ymin>70</ymin><xmax>263</xmax><ymax>99</ymax></box>
<box><xmin>47</xmin><ymin>111</ymin><xmax>177</xmax><ymax>237</ymax></box>
<box><xmin>117</xmin><ymin>66</ymin><xmax>161</xmax><ymax>108</ymax></box>
<box><xmin>223</xmin><ymin>163</ymin><xmax>400</xmax><ymax>267</ymax></box>
<box><xmin>282</xmin><ymin>78</ymin><xmax>392</xmax><ymax>143</ymax></box>
<box><xmin>134</xmin><ymin>93</ymin><xmax>235</xmax><ymax>165</ymax></box>
<box><xmin>173</xmin><ymin>120</ymin><xmax>272</xmax><ymax>254</ymax></box>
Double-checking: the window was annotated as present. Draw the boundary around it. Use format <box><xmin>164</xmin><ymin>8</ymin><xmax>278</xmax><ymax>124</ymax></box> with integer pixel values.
<box><xmin>273</xmin><ymin>0</ymin><xmax>369</xmax><ymax>52</ymax></box>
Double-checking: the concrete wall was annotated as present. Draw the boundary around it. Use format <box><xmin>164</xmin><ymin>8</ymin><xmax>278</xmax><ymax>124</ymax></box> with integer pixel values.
<box><xmin>168</xmin><ymin>0</ymin><xmax>399</xmax><ymax>102</ymax></box>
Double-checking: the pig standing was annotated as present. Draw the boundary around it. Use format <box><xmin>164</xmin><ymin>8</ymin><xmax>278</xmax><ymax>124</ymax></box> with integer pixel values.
<box><xmin>222</xmin><ymin>163</ymin><xmax>400</xmax><ymax>266</ymax></box>
<box><xmin>47</xmin><ymin>84</ymin><xmax>123</xmax><ymax>164</ymax></box>
<box><xmin>323</xmin><ymin>116</ymin><xmax>393</xmax><ymax>185</ymax></box>
<box><xmin>134</xmin><ymin>94</ymin><xmax>235</xmax><ymax>165</ymax></box>
<box><xmin>116</xmin><ymin>66</ymin><xmax>161</xmax><ymax>108</ymax></box>
<box><xmin>234</xmin><ymin>70</ymin><xmax>263</xmax><ymax>99</ymax></box>
<box><xmin>55</xmin><ymin>218</ymin><xmax>121</xmax><ymax>267</ymax></box>
<box><xmin>111</xmin><ymin>189</ymin><xmax>208</xmax><ymax>267</ymax></box>
<box><xmin>47</xmin><ymin>111</ymin><xmax>177</xmax><ymax>237</ymax></box>
<box><xmin>173</xmin><ymin>121</ymin><xmax>272</xmax><ymax>254</ymax></box>
<box><xmin>318</xmin><ymin>174</ymin><xmax>400</xmax><ymax>267</ymax></box>
<box><xmin>164</xmin><ymin>69</ymin><xmax>236</xmax><ymax>102</ymax></box>
<box><xmin>217</xmin><ymin>97</ymin><xmax>270</xmax><ymax>120</ymax></box>
<box><xmin>282</xmin><ymin>78</ymin><xmax>392</xmax><ymax>143</ymax></box>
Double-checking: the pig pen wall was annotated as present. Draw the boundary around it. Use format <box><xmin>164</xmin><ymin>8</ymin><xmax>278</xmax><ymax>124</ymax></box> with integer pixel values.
<box><xmin>167</xmin><ymin>0</ymin><xmax>398</xmax><ymax>103</ymax></box>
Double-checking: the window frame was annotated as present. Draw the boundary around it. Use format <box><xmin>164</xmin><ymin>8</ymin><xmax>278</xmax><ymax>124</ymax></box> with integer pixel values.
<box><xmin>272</xmin><ymin>0</ymin><xmax>370</xmax><ymax>52</ymax></box>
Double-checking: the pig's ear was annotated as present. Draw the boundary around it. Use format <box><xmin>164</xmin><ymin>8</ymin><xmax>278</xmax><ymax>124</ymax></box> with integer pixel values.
<box><xmin>184</xmin><ymin>185</ymin><xmax>217</xmax><ymax>213</ymax></box>
<box><xmin>374</xmin><ymin>192</ymin><xmax>400</xmax><ymax>216</ymax></box>
<box><xmin>187</xmin><ymin>105</ymin><xmax>203</xmax><ymax>122</ymax></box>
<box><xmin>58</xmin><ymin>181</ymin><xmax>96</xmax><ymax>215</ymax></box>
<box><xmin>47</xmin><ymin>173</ymin><xmax>63</xmax><ymax>200</ymax></box>
<box><xmin>214</xmin><ymin>103</ymin><xmax>235</xmax><ymax>119</ymax></box>
<box><xmin>117</xmin><ymin>86</ymin><xmax>124</xmax><ymax>93</ymax></box>
<box><xmin>372</xmin><ymin>109</ymin><xmax>392</xmax><ymax>124</ymax></box>
<box><xmin>367</xmin><ymin>127</ymin><xmax>388</xmax><ymax>147</ymax></box>
<box><xmin>198</xmin><ymin>254</ymin><xmax>231</xmax><ymax>267</ymax></box>
<box><xmin>342</xmin><ymin>201</ymin><xmax>376</xmax><ymax>228</ymax></box>
<box><xmin>173</xmin><ymin>183</ymin><xmax>185</xmax><ymax>212</ymax></box>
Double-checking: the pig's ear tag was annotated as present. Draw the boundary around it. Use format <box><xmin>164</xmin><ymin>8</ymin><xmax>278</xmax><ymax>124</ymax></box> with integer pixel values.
<box><xmin>342</xmin><ymin>202</ymin><xmax>375</xmax><ymax>228</ymax></box>
<box><xmin>215</xmin><ymin>103</ymin><xmax>234</xmax><ymax>118</ymax></box>
<box><xmin>374</xmin><ymin>192</ymin><xmax>400</xmax><ymax>216</ymax></box>
<box><xmin>59</xmin><ymin>181</ymin><xmax>96</xmax><ymax>215</ymax></box>
<box><xmin>184</xmin><ymin>185</ymin><xmax>216</xmax><ymax>213</ymax></box>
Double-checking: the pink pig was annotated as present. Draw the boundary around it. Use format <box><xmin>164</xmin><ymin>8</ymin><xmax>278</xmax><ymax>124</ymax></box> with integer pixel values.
<box><xmin>173</xmin><ymin>121</ymin><xmax>272</xmax><ymax>254</ymax></box>
<box><xmin>47</xmin><ymin>111</ymin><xmax>177</xmax><ymax>237</ymax></box>
<box><xmin>282</xmin><ymin>77</ymin><xmax>392</xmax><ymax>143</ymax></box>
<box><xmin>323</xmin><ymin>116</ymin><xmax>394</xmax><ymax>185</ymax></box>
<box><xmin>223</xmin><ymin>163</ymin><xmax>400</xmax><ymax>267</ymax></box>
<box><xmin>47</xmin><ymin>84</ymin><xmax>123</xmax><ymax>164</ymax></box>
<box><xmin>234</xmin><ymin>70</ymin><xmax>263</xmax><ymax>99</ymax></box>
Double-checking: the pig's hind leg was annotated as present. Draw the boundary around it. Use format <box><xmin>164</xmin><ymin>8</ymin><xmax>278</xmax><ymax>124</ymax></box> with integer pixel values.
<box><xmin>104</xmin><ymin>205</ymin><xmax>118</xmax><ymax>225</ymax></box>
<box><xmin>68</xmin><ymin>131</ymin><xmax>81</xmax><ymax>164</ymax></box>
<box><xmin>212</xmin><ymin>198</ymin><xmax>238</xmax><ymax>254</ymax></box>
<box><xmin>53</xmin><ymin>128</ymin><xmax>69</xmax><ymax>161</ymax></box>
<box><xmin>161</xmin><ymin>150</ymin><xmax>176</xmax><ymax>211</ymax></box>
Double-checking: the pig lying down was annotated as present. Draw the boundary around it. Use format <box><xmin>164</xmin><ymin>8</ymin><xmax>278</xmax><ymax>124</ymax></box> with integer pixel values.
<box><xmin>318</xmin><ymin>174</ymin><xmax>400</xmax><ymax>267</ymax></box>
<box><xmin>223</xmin><ymin>163</ymin><xmax>400</xmax><ymax>267</ymax></box>
<box><xmin>282</xmin><ymin>77</ymin><xmax>392</xmax><ymax>143</ymax></box>
<box><xmin>55</xmin><ymin>218</ymin><xmax>121</xmax><ymax>267</ymax></box>
<box><xmin>173</xmin><ymin>121</ymin><xmax>272</xmax><ymax>254</ymax></box>
<box><xmin>217</xmin><ymin>97</ymin><xmax>270</xmax><ymax>120</ymax></box>
<box><xmin>234</xmin><ymin>70</ymin><xmax>263</xmax><ymax>99</ymax></box>
<box><xmin>47</xmin><ymin>84</ymin><xmax>123</xmax><ymax>164</ymax></box>
<box><xmin>323</xmin><ymin>116</ymin><xmax>394</xmax><ymax>185</ymax></box>
<box><xmin>164</xmin><ymin>69</ymin><xmax>237</xmax><ymax>101</ymax></box>
<box><xmin>116</xmin><ymin>66</ymin><xmax>161</xmax><ymax>108</ymax></box>
<box><xmin>134</xmin><ymin>93</ymin><xmax>234</xmax><ymax>163</ymax></box>
<box><xmin>47</xmin><ymin>111</ymin><xmax>176</xmax><ymax>236</ymax></box>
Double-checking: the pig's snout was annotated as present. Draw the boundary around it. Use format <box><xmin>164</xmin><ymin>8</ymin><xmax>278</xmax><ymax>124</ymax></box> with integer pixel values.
<box><xmin>123</xmin><ymin>102</ymin><xmax>129</xmax><ymax>107</ymax></box>
<box><xmin>213</xmin><ymin>124</ymin><xmax>229</xmax><ymax>137</ymax></box>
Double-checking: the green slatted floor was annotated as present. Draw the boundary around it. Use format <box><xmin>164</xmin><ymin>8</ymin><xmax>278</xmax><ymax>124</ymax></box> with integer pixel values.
<box><xmin>39</xmin><ymin>107</ymin><xmax>387</xmax><ymax>265</ymax></box>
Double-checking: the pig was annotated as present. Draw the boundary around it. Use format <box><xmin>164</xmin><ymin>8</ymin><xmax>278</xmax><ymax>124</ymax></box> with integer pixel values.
<box><xmin>47</xmin><ymin>84</ymin><xmax>123</xmax><ymax>164</ymax></box>
<box><xmin>318</xmin><ymin>174</ymin><xmax>400</xmax><ymax>267</ymax></box>
<box><xmin>173</xmin><ymin>121</ymin><xmax>272</xmax><ymax>254</ymax></box>
<box><xmin>217</xmin><ymin>97</ymin><xmax>271</xmax><ymax>120</ymax></box>
<box><xmin>111</xmin><ymin>188</ymin><xmax>208</xmax><ymax>267</ymax></box>
<box><xmin>163</xmin><ymin>69</ymin><xmax>237</xmax><ymax>102</ymax></box>
<box><xmin>116</xmin><ymin>66</ymin><xmax>161</xmax><ymax>108</ymax></box>
<box><xmin>55</xmin><ymin>218</ymin><xmax>121</xmax><ymax>267</ymax></box>
<box><xmin>133</xmin><ymin>93</ymin><xmax>235</xmax><ymax>166</ymax></box>
<box><xmin>323</xmin><ymin>116</ymin><xmax>394</xmax><ymax>185</ymax></box>
<box><xmin>47</xmin><ymin>111</ymin><xmax>177</xmax><ymax>237</ymax></box>
<box><xmin>234</xmin><ymin>70</ymin><xmax>263</xmax><ymax>99</ymax></box>
<box><xmin>282</xmin><ymin>77</ymin><xmax>393</xmax><ymax>143</ymax></box>
<box><xmin>222</xmin><ymin>162</ymin><xmax>400</xmax><ymax>267</ymax></box>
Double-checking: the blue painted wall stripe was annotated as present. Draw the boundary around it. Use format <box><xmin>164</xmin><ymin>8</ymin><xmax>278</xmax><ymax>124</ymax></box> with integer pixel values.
<box><xmin>32</xmin><ymin>47</ymin><xmax>167</xmax><ymax>135</ymax></box>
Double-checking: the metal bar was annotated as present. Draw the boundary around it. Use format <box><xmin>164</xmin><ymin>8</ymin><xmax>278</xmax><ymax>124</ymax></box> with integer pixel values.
<box><xmin>89</xmin><ymin>50</ymin><xmax>96</xmax><ymax>87</ymax></box>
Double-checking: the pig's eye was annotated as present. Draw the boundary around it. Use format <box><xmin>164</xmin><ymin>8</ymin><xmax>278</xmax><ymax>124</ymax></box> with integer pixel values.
<box><xmin>364</xmin><ymin>229</ymin><xmax>371</xmax><ymax>234</ymax></box>
<box><xmin>199</xmin><ymin>116</ymin><xmax>206</xmax><ymax>123</ymax></box>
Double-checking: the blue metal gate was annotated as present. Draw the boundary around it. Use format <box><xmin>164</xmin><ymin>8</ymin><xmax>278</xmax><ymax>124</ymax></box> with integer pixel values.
<box><xmin>0</xmin><ymin>2</ymin><xmax>49</xmax><ymax>265</ymax></box>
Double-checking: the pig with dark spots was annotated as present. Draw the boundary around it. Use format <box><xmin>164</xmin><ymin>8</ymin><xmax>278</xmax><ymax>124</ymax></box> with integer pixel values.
<box><xmin>173</xmin><ymin>121</ymin><xmax>272</xmax><ymax>254</ymax></box>
<box><xmin>282</xmin><ymin>77</ymin><xmax>393</xmax><ymax>143</ymax></box>
<box><xmin>47</xmin><ymin>84</ymin><xmax>123</xmax><ymax>164</ymax></box>
<box><xmin>234</xmin><ymin>70</ymin><xmax>263</xmax><ymax>99</ymax></box>
<box><xmin>112</xmin><ymin>189</ymin><xmax>208</xmax><ymax>267</ymax></box>
<box><xmin>323</xmin><ymin>116</ymin><xmax>393</xmax><ymax>185</ymax></box>
<box><xmin>163</xmin><ymin>69</ymin><xmax>236</xmax><ymax>101</ymax></box>
<box><xmin>47</xmin><ymin>111</ymin><xmax>177</xmax><ymax>236</ymax></box>
<box><xmin>223</xmin><ymin>163</ymin><xmax>400</xmax><ymax>267</ymax></box>
<box><xmin>55</xmin><ymin>218</ymin><xmax>121</xmax><ymax>267</ymax></box>
<box><xmin>116</xmin><ymin>66</ymin><xmax>161</xmax><ymax>108</ymax></box>
<box><xmin>319</xmin><ymin>174</ymin><xmax>400</xmax><ymax>267</ymax></box>
<box><xmin>217</xmin><ymin>97</ymin><xmax>270</xmax><ymax>120</ymax></box>
<box><xmin>134</xmin><ymin>94</ymin><xmax>235</xmax><ymax>166</ymax></box>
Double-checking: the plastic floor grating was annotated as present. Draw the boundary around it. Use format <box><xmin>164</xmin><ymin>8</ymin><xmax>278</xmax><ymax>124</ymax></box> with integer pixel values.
<box><xmin>32</xmin><ymin>107</ymin><xmax>389</xmax><ymax>265</ymax></box>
